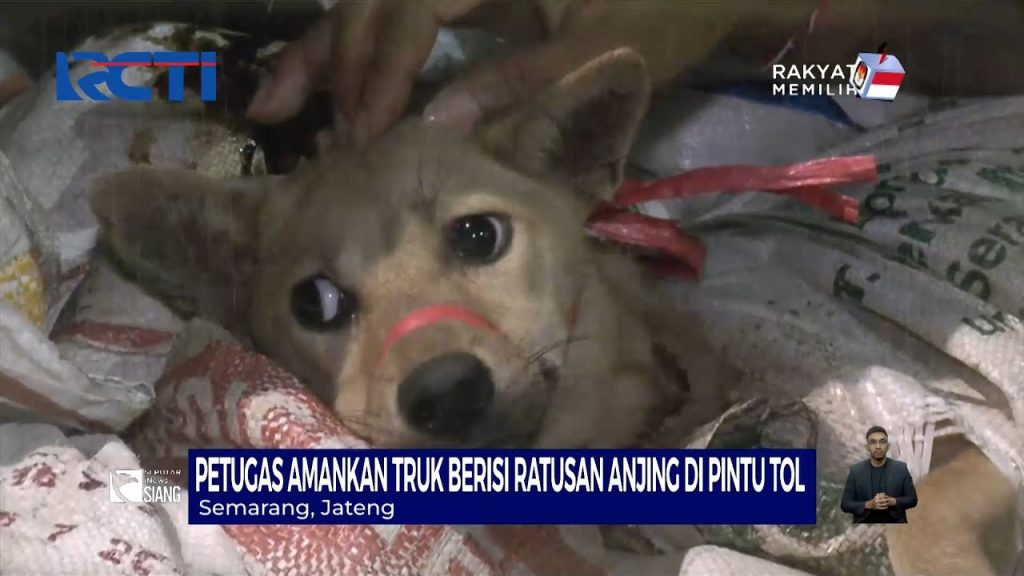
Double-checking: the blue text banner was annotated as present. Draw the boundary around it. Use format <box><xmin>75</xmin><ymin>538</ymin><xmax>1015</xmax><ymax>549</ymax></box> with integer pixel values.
<box><xmin>188</xmin><ymin>448</ymin><xmax>817</xmax><ymax>525</ymax></box>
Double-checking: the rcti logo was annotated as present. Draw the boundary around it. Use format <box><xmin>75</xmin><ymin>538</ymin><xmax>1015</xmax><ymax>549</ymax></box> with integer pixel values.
<box><xmin>850</xmin><ymin>43</ymin><xmax>906</xmax><ymax>101</ymax></box>
<box><xmin>108</xmin><ymin>469</ymin><xmax>182</xmax><ymax>504</ymax></box>
<box><xmin>55</xmin><ymin>51</ymin><xmax>216</xmax><ymax>102</ymax></box>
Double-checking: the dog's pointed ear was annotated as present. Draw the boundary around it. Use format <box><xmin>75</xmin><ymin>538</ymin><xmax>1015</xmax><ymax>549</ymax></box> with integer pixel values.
<box><xmin>477</xmin><ymin>48</ymin><xmax>651</xmax><ymax>201</ymax></box>
<box><xmin>90</xmin><ymin>168</ymin><xmax>277</xmax><ymax>332</ymax></box>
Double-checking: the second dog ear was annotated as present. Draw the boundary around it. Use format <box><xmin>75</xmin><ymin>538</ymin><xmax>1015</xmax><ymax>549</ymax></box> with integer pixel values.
<box><xmin>90</xmin><ymin>167</ymin><xmax>279</xmax><ymax>333</ymax></box>
<box><xmin>477</xmin><ymin>48</ymin><xmax>651</xmax><ymax>203</ymax></box>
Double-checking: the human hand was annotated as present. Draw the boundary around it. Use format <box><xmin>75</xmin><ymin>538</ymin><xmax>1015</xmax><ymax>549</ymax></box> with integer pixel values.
<box><xmin>421</xmin><ymin>1</ymin><xmax>743</xmax><ymax>133</ymax></box>
<box><xmin>245</xmin><ymin>0</ymin><xmax>489</xmax><ymax>146</ymax></box>
<box><xmin>0</xmin><ymin>73</ymin><xmax>29</xmax><ymax>108</ymax></box>
<box><xmin>872</xmin><ymin>493</ymin><xmax>890</xmax><ymax>510</ymax></box>
<box><xmin>246</xmin><ymin>0</ymin><xmax>743</xmax><ymax>147</ymax></box>
<box><xmin>884</xmin><ymin>495</ymin><xmax>897</xmax><ymax>508</ymax></box>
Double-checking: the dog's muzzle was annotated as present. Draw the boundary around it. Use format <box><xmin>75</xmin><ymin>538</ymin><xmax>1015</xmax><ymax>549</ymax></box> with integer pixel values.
<box><xmin>377</xmin><ymin>305</ymin><xmax>501</xmax><ymax>440</ymax></box>
<box><xmin>397</xmin><ymin>350</ymin><xmax>495</xmax><ymax>439</ymax></box>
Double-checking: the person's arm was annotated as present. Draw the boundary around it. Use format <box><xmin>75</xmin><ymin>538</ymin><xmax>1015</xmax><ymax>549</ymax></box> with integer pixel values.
<box><xmin>894</xmin><ymin>465</ymin><xmax>919</xmax><ymax>511</ymax></box>
<box><xmin>442</xmin><ymin>0</ymin><xmax>1024</xmax><ymax>128</ymax></box>
<box><xmin>249</xmin><ymin>0</ymin><xmax>1024</xmax><ymax>141</ymax></box>
<box><xmin>840</xmin><ymin>467</ymin><xmax>866</xmax><ymax>515</ymax></box>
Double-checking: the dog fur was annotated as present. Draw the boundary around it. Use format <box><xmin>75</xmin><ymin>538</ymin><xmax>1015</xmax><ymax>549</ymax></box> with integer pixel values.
<box><xmin>89</xmin><ymin>48</ymin><xmax>1018</xmax><ymax>575</ymax></box>
<box><xmin>91</xmin><ymin>49</ymin><xmax>726</xmax><ymax>449</ymax></box>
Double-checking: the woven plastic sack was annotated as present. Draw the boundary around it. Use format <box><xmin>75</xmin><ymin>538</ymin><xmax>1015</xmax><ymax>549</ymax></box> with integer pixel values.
<box><xmin>622</xmin><ymin>96</ymin><xmax>1024</xmax><ymax>576</ymax></box>
<box><xmin>0</xmin><ymin>22</ymin><xmax>275</xmax><ymax>430</ymax></box>
<box><xmin>0</xmin><ymin>19</ymin><xmax>610</xmax><ymax>576</ymax></box>
<box><xmin>2</xmin><ymin>12</ymin><xmax>1021</xmax><ymax>576</ymax></box>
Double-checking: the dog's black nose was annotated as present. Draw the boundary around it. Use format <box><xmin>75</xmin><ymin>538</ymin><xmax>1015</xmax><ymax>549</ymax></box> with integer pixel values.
<box><xmin>398</xmin><ymin>351</ymin><xmax>494</xmax><ymax>439</ymax></box>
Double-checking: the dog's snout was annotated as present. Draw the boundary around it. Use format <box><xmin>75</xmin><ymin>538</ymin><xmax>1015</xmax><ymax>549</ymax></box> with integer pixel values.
<box><xmin>398</xmin><ymin>351</ymin><xmax>494</xmax><ymax>439</ymax></box>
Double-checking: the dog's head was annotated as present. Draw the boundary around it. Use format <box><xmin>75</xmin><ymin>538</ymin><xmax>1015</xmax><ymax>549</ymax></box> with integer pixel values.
<box><xmin>92</xmin><ymin>48</ymin><xmax>705</xmax><ymax>448</ymax></box>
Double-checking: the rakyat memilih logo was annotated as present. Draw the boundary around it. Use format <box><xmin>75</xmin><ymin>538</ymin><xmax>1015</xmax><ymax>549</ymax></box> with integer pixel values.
<box><xmin>850</xmin><ymin>42</ymin><xmax>906</xmax><ymax>101</ymax></box>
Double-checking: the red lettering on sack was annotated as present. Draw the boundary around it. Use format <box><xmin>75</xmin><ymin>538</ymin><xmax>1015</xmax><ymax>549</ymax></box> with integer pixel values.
<box><xmin>79</xmin><ymin>471</ymin><xmax>104</xmax><ymax>491</ymax></box>
<box><xmin>47</xmin><ymin>523</ymin><xmax>78</xmax><ymax>542</ymax></box>
<box><xmin>12</xmin><ymin>462</ymin><xmax>57</xmax><ymax>488</ymax></box>
<box><xmin>132</xmin><ymin>549</ymin><xmax>172</xmax><ymax>576</ymax></box>
<box><xmin>99</xmin><ymin>538</ymin><xmax>133</xmax><ymax>565</ymax></box>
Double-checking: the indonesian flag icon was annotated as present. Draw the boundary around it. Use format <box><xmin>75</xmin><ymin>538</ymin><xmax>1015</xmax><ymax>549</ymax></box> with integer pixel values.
<box><xmin>850</xmin><ymin>44</ymin><xmax>906</xmax><ymax>101</ymax></box>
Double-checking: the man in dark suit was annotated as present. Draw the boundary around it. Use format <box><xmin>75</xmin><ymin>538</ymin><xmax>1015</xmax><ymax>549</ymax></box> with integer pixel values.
<box><xmin>841</xmin><ymin>425</ymin><xmax>918</xmax><ymax>523</ymax></box>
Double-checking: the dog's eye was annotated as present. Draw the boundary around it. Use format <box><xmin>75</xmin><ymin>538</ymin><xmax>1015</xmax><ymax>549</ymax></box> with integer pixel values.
<box><xmin>291</xmin><ymin>275</ymin><xmax>357</xmax><ymax>330</ymax></box>
<box><xmin>447</xmin><ymin>214</ymin><xmax>512</xmax><ymax>265</ymax></box>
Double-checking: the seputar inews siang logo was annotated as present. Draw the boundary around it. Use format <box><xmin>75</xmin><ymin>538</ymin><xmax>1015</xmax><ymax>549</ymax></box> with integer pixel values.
<box><xmin>109</xmin><ymin>468</ymin><xmax>183</xmax><ymax>504</ymax></box>
<box><xmin>772</xmin><ymin>43</ymin><xmax>906</xmax><ymax>101</ymax></box>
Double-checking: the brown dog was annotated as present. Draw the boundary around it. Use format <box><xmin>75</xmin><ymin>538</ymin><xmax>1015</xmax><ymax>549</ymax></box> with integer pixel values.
<box><xmin>91</xmin><ymin>48</ymin><xmax>727</xmax><ymax>450</ymax></box>
<box><xmin>90</xmin><ymin>48</ymin><xmax>1018</xmax><ymax>575</ymax></box>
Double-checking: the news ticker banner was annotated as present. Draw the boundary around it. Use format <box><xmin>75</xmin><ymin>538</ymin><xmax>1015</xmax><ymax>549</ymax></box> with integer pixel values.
<box><xmin>189</xmin><ymin>449</ymin><xmax>816</xmax><ymax>525</ymax></box>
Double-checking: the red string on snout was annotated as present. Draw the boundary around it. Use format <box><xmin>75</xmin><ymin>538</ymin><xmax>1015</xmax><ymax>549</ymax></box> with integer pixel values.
<box><xmin>375</xmin><ymin>305</ymin><xmax>500</xmax><ymax>370</ymax></box>
<box><xmin>586</xmin><ymin>155</ymin><xmax>878</xmax><ymax>280</ymax></box>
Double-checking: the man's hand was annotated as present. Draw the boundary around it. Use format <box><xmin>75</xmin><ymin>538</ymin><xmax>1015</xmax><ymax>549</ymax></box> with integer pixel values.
<box><xmin>865</xmin><ymin>493</ymin><xmax>889</xmax><ymax>509</ymax></box>
<box><xmin>245</xmin><ymin>0</ymin><xmax>1024</xmax><ymax>145</ymax></box>
<box><xmin>0</xmin><ymin>73</ymin><xmax>29</xmax><ymax>108</ymax></box>
<box><xmin>421</xmin><ymin>1</ymin><xmax>742</xmax><ymax>133</ymax></box>
<box><xmin>246</xmin><ymin>0</ymin><xmax>744</xmax><ymax>146</ymax></box>
<box><xmin>884</xmin><ymin>495</ymin><xmax>897</xmax><ymax>508</ymax></box>
<box><xmin>868</xmin><ymin>493</ymin><xmax>890</xmax><ymax>510</ymax></box>
<box><xmin>245</xmin><ymin>0</ymin><xmax>489</xmax><ymax>146</ymax></box>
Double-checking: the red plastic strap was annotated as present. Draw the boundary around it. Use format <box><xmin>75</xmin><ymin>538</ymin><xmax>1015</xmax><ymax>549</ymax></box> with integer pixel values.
<box><xmin>778</xmin><ymin>184</ymin><xmax>860</xmax><ymax>223</ymax></box>
<box><xmin>376</xmin><ymin>305</ymin><xmax>499</xmax><ymax>368</ymax></box>
<box><xmin>586</xmin><ymin>155</ymin><xmax>878</xmax><ymax>280</ymax></box>
<box><xmin>586</xmin><ymin>204</ymin><xmax>705</xmax><ymax>280</ymax></box>
<box><xmin>613</xmin><ymin>155</ymin><xmax>875</xmax><ymax>219</ymax></box>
